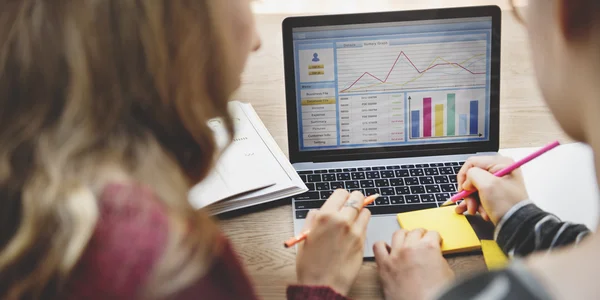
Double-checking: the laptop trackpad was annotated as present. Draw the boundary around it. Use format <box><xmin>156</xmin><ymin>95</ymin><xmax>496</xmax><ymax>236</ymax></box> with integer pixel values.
<box><xmin>364</xmin><ymin>216</ymin><xmax>400</xmax><ymax>258</ymax></box>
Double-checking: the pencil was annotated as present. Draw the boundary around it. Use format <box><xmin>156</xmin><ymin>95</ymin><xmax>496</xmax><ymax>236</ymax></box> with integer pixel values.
<box><xmin>441</xmin><ymin>140</ymin><xmax>561</xmax><ymax>207</ymax></box>
<box><xmin>284</xmin><ymin>194</ymin><xmax>380</xmax><ymax>248</ymax></box>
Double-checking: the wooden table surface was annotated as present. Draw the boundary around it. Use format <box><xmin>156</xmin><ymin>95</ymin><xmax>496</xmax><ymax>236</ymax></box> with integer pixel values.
<box><xmin>220</xmin><ymin>9</ymin><xmax>571</xmax><ymax>300</ymax></box>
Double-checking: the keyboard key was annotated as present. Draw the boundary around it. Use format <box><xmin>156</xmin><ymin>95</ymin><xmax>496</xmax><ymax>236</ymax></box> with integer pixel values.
<box><xmin>415</xmin><ymin>163</ymin><xmax>429</xmax><ymax>168</ymax></box>
<box><xmin>295</xmin><ymin>200</ymin><xmax>325</xmax><ymax>210</ymax></box>
<box><xmin>300</xmin><ymin>175</ymin><xmax>307</xmax><ymax>182</ymax></box>
<box><xmin>337</xmin><ymin>173</ymin><xmax>351</xmax><ymax>181</ymax></box>
<box><xmin>390</xmin><ymin>178</ymin><xmax>404</xmax><ymax>186</ymax></box>
<box><xmin>410</xmin><ymin>169</ymin><xmax>424</xmax><ymax>176</ymax></box>
<box><xmin>425</xmin><ymin>185</ymin><xmax>441</xmax><ymax>193</ymax></box>
<box><xmin>372</xmin><ymin>166</ymin><xmax>386</xmax><ymax>170</ymax></box>
<box><xmin>434</xmin><ymin>176</ymin><xmax>450</xmax><ymax>184</ymax></box>
<box><xmin>424</xmin><ymin>168</ymin><xmax>439</xmax><ymax>176</ymax></box>
<box><xmin>296</xmin><ymin>210</ymin><xmax>309</xmax><ymax>219</ymax></box>
<box><xmin>395</xmin><ymin>186</ymin><xmax>411</xmax><ymax>195</ymax></box>
<box><xmin>375</xmin><ymin>179</ymin><xmax>390</xmax><ymax>187</ymax></box>
<box><xmin>439</xmin><ymin>167</ymin><xmax>453</xmax><ymax>175</ymax></box>
<box><xmin>402</xmin><ymin>165</ymin><xmax>415</xmax><ymax>169</ymax></box>
<box><xmin>404</xmin><ymin>177</ymin><xmax>419</xmax><ymax>185</ymax></box>
<box><xmin>395</xmin><ymin>170</ymin><xmax>410</xmax><ymax>177</ymax></box>
<box><xmin>420</xmin><ymin>194</ymin><xmax>436</xmax><ymax>203</ymax></box>
<box><xmin>451</xmin><ymin>162</ymin><xmax>460</xmax><ymax>166</ymax></box>
<box><xmin>360</xmin><ymin>180</ymin><xmax>375</xmax><ymax>188</ymax></box>
<box><xmin>322</xmin><ymin>174</ymin><xmax>336</xmax><ymax>181</ymax></box>
<box><xmin>366</xmin><ymin>203</ymin><xmax>437</xmax><ymax>215</ymax></box>
<box><xmin>315</xmin><ymin>182</ymin><xmax>330</xmax><ymax>190</ymax></box>
<box><xmin>314</xmin><ymin>170</ymin><xmax>328</xmax><ymax>174</ymax></box>
<box><xmin>405</xmin><ymin>195</ymin><xmax>421</xmax><ymax>203</ymax></box>
<box><xmin>365</xmin><ymin>188</ymin><xmax>380</xmax><ymax>196</ymax></box>
<box><xmin>366</xmin><ymin>171</ymin><xmax>380</xmax><ymax>179</ymax></box>
<box><xmin>435</xmin><ymin>193</ymin><xmax>451</xmax><ymax>202</ymax></box>
<box><xmin>375</xmin><ymin>197</ymin><xmax>391</xmax><ymax>205</ymax></box>
<box><xmin>343</xmin><ymin>168</ymin><xmax>357</xmax><ymax>172</ymax></box>
<box><xmin>306</xmin><ymin>183</ymin><xmax>315</xmax><ymax>191</ymax></box>
<box><xmin>320</xmin><ymin>191</ymin><xmax>333</xmax><ymax>199</ymax></box>
<box><xmin>329</xmin><ymin>169</ymin><xmax>342</xmax><ymax>173</ymax></box>
<box><xmin>387</xmin><ymin>166</ymin><xmax>400</xmax><ymax>170</ymax></box>
<box><xmin>444</xmin><ymin>163</ymin><xmax>454</xmax><ymax>166</ymax></box>
<box><xmin>419</xmin><ymin>176</ymin><xmax>434</xmax><ymax>185</ymax></box>
<box><xmin>410</xmin><ymin>186</ymin><xmax>426</xmax><ymax>194</ymax></box>
<box><xmin>330</xmin><ymin>182</ymin><xmax>344</xmax><ymax>190</ymax></box>
<box><xmin>294</xmin><ymin>192</ymin><xmax>320</xmax><ymax>200</ymax></box>
<box><xmin>307</xmin><ymin>175</ymin><xmax>322</xmax><ymax>182</ymax></box>
<box><xmin>380</xmin><ymin>171</ymin><xmax>395</xmax><ymax>178</ymax></box>
<box><xmin>430</xmin><ymin>163</ymin><xmax>445</xmax><ymax>167</ymax></box>
<box><xmin>345</xmin><ymin>181</ymin><xmax>360</xmax><ymax>189</ymax></box>
<box><xmin>351</xmin><ymin>172</ymin><xmax>366</xmax><ymax>180</ymax></box>
<box><xmin>449</xmin><ymin>176</ymin><xmax>458</xmax><ymax>183</ymax></box>
<box><xmin>453</xmin><ymin>166</ymin><xmax>462</xmax><ymax>174</ymax></box>
<box><xmin>459</xmin><ymin>161</ymin><xmax>466</xmax><ymax>165</ymax></box>
<box><xmin>380</xmin><ymin>187</ymin><xmax>395</xmax><ymax>196</ymax></box>
<box><xmin>440</xmin><ymin>184</ymin><xmax>456</xmax><ymax>193</ymax></box>
<box><xmin>357</xmin><ymin>167</ymin><xmax>371</xmax><ymax>171</ymax></box>
<box><xmin>390</xmin><ymin>196</ymin><xmax>405</xmax><ymax>204</ymax></box>
<box><xmin>298</xmin><ymin>171</ymin><xmax>313</xmax><ymax>175</ymax></box>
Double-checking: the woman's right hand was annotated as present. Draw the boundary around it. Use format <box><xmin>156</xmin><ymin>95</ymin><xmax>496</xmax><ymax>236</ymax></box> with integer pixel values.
<box><xmin>456</xmin><ymin>156</ymin><xmax>529</xmax><ymax>224</ymax></box>
<box><xmin>295</xmin><ymin>190</ymin><xmax>371</xmax><ymax>296</ymax></box>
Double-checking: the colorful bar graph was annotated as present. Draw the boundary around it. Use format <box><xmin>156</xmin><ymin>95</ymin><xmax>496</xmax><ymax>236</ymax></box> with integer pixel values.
<box><xmin>411</xmin><ymin>110</ymin><xmax>420</xmax><ymax>138</ymax></box>
<box><xmin>447</xmin><ymin>94</ymin><xmax>456</xmax><ymax>136</ymax></box>
<box><xmin>469</xmin><ymin>100</ymin><xmax>479</xmax><ymax>135</ymax></box>
<box><xmin>459</xmin><ymin>114</ymin><xmax>468</xmax><ymax>135</ymax></box>
<box><xmin>435</xmin><ymin>104</ymin><xmax>444</xmax><ymax>136</ymax></box>
<box><xmin>423</xmin><ymin>98</ymin><xmax>432</xmax><ymax>137</ymax></box>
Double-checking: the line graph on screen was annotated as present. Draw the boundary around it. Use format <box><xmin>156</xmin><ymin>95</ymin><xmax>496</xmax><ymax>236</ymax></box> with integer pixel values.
<box><xmin>337</xmin><ymin>40</ymin><xmax>488</xmax><ymax>94</ymax></box>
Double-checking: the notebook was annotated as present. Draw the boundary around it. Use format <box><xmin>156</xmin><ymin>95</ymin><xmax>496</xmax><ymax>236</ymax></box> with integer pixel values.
<box><xmin>397</xmin><ymin>206</ymin><xmax>481</xmax><ymax>254</ymax></box>
<box><xmin>188</xmin><ymin>101</ymin><xmax>308</xmax><ymax>215</ymax></box>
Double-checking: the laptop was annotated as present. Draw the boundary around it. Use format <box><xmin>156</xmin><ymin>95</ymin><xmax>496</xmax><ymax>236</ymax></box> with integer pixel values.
<box><xmin>282</xmin><ymin>6</ymin><xmax>501</xmax><ymax>257</ymax></box>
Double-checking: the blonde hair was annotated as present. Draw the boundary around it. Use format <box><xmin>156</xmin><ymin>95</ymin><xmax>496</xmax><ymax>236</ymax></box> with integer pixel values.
<box><xmin>0</xmin><ymin>1</ymin><xmax>236</xmax><ymax>298</ymax></box>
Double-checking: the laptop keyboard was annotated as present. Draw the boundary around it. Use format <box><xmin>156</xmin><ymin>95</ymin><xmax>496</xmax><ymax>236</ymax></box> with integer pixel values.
<box><xmin>293</xmin><ymin>161</ymin><xmax>464</xmax><ymax>219</ymax></box>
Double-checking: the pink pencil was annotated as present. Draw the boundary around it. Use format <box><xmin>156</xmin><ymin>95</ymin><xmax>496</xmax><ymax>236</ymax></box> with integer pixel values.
<box><xmin>441</xmin><ymin>140</ymin><xmax>561</xmax><ymax>207</ymax></box>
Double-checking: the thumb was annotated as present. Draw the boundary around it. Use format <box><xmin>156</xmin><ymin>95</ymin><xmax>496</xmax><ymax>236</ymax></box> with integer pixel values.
<box><xmin>302</xmin><ymin>209</ymin><xmax>318</xmax><ymax>231</ymax></box>
<box><xmin>463</xmin><ymin>167</ymin><xmax>498</xmax><ymax>195</ymax></box>
<box><xmin>373</xmin><ymin>241</ymin><xmax>390</xmax><ymax>267</ymax></box>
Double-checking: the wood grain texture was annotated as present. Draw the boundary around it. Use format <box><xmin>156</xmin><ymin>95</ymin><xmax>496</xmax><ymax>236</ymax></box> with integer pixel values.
<box><xmin>221</xmin><ymin>10</ymin><xmax>571</xmax><ymax>300</ymax></box>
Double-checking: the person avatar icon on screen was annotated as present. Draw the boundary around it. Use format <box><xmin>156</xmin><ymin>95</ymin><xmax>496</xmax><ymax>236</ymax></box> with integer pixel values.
<box><xmin>312</xmin><ymin>53</ymin><xmax>320</xmax><ymax>62</ymax></box>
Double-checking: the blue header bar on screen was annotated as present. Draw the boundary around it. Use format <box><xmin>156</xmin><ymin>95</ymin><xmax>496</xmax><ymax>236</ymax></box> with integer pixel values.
<box><xmin>292</xmin><ymin>20</ymin><xmax>491</xmax><ymax>40</ymax></box>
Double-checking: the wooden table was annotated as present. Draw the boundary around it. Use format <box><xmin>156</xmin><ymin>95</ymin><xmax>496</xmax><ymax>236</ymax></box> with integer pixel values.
<box><xmin>221</xmin><ymin>10</ymin><xmax>571</xmax><ymax>300</ymax></box>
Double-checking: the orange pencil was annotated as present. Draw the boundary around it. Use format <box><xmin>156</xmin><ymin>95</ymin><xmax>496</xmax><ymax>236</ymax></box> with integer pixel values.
<box><xmin>284</xmin><ymin>194</ymin><xmax>380</xmax><ymax>248</ymax></box>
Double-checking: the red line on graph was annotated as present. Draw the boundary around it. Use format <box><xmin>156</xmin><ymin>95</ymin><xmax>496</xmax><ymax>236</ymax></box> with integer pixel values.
<box><xmin>340</xmin><ymin>51</ymin><xmax>485</xmax><ymax>92</ymax></box>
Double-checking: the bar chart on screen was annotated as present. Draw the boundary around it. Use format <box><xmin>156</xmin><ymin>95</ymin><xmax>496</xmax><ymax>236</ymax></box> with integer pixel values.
<box><xmin>408</xmin><ymin>89</ymin><xmax>486</xmax><ymax>142</ymax></box>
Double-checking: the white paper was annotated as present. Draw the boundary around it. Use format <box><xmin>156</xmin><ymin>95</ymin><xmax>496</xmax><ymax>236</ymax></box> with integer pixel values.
<box><xmin>499</xmin><ymin>143</ymin><xmax>600</xmax><ymax>230</ymax></box>
<box><xmin>188</xmin><ymin>101</ymin><xmax>307</xmax><ymax>213</ymax></box>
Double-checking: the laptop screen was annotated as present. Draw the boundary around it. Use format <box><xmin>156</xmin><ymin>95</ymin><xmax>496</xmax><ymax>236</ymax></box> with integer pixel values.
<box><xmin>291</xmin><ymin>17</ymin><xmax>493</xmax><ymax>152</ymax></box>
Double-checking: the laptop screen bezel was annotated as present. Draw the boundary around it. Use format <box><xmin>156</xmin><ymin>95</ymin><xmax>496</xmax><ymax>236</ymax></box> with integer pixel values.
<box><xmin>283</xmin><ymin>6</ymin><xmax>501</xmax><ymax>163</ymax></box>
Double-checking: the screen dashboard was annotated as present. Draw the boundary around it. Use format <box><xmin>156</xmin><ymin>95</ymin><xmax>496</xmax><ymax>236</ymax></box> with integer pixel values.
<box><xmin>292</xmin><ymin>17</ymin><xmax>493</xmax><ymax>152</ymax></box>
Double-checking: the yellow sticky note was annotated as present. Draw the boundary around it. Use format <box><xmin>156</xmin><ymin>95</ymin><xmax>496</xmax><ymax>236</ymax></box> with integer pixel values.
<box><xmin>481</xmin><ymin>240</ymin><xmax>508</xmax><ymax>270</ymax></box>
<box><xmin>397</xmin><ymin>206</ymin><xmax>481</xmax><ymax>254</ymax></box>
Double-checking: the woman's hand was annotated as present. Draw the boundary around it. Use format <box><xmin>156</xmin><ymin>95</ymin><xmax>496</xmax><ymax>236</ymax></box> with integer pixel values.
<box><xmin>373</xmin><ymin>229</ymin><xmax>454</xmax><ymax>300</ymax></box>
<box><xmin>456</xmin><ymin>156</ymin><xmax>529</xmax><ymax>224</ymax></box>
<box><xmin>295</xmin><ymin>190</ymin><xmax>371</xmax><ymax>296</ymax></box>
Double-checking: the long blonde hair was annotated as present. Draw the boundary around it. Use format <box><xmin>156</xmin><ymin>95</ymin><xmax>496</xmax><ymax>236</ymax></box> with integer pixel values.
<box><xmin>0</xmin><ymin>1</ymin><xmax>235</xmax><ymax>298</ymax></box>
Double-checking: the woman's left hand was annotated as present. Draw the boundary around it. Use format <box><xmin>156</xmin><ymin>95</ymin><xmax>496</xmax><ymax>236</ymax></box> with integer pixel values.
<box><xmin>373</xmin><ymin>229</ymin><xmax>455</xmax><ymax>300</ymax></box>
